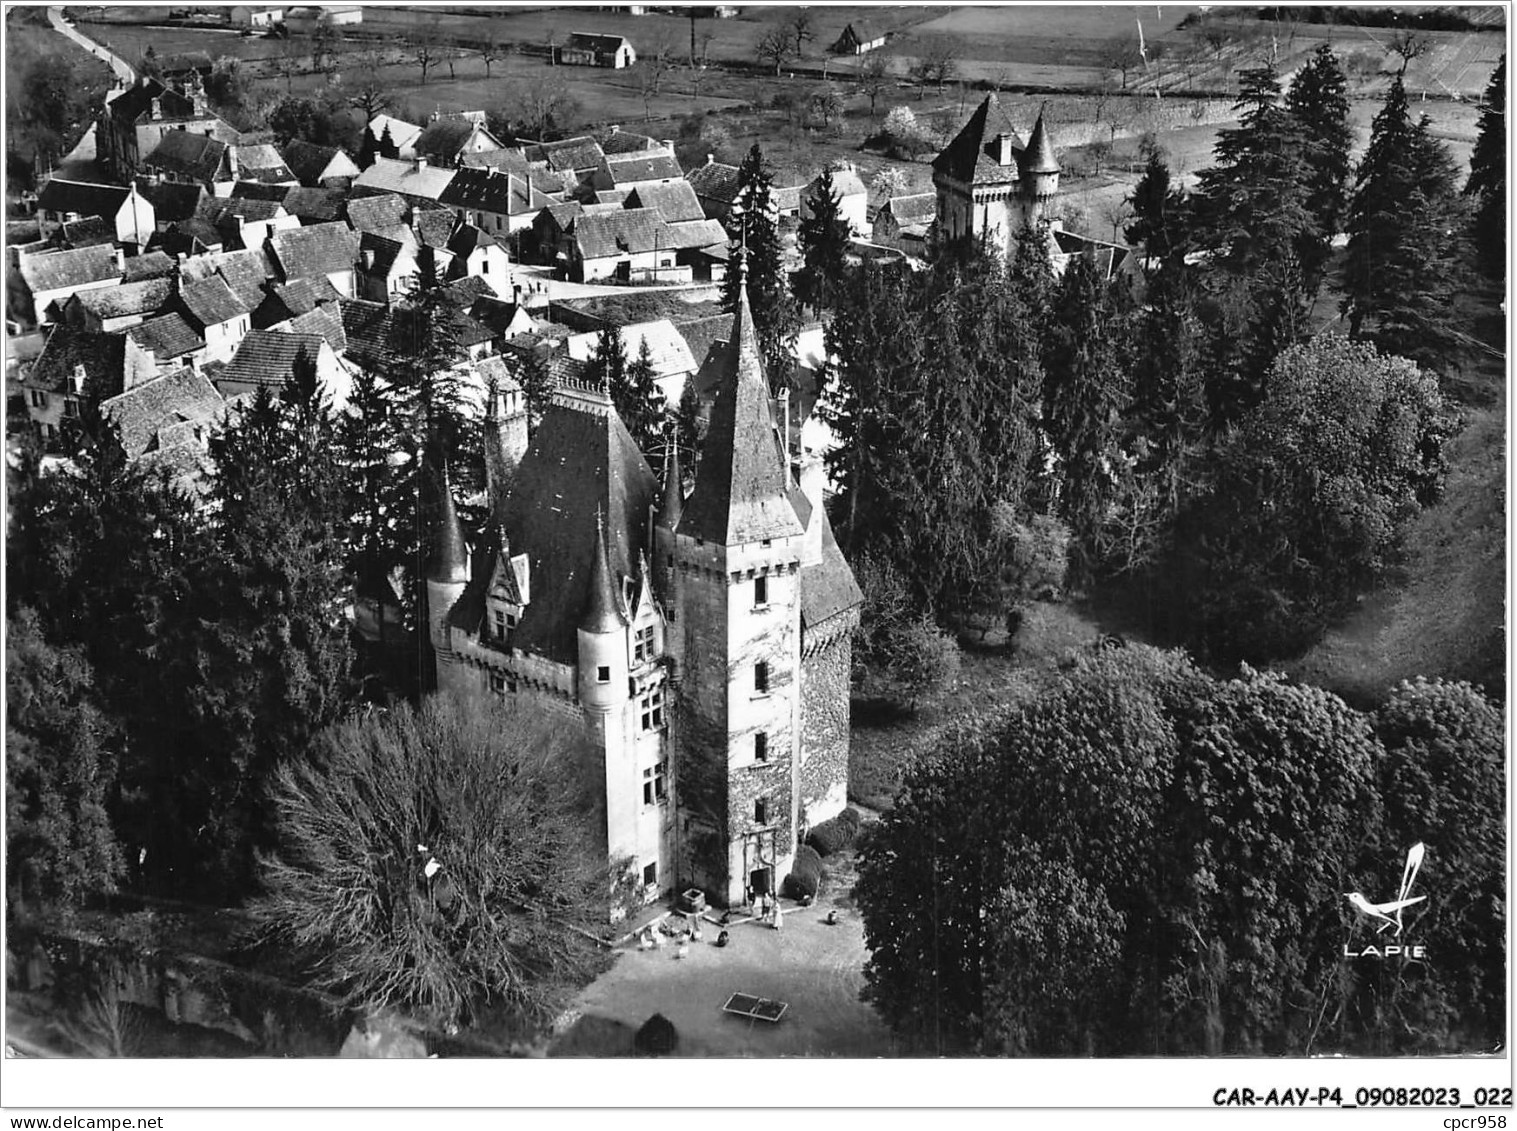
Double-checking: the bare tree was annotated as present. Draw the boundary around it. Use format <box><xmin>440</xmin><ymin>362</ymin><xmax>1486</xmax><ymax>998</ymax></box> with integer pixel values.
<box><xmin>479</xmin><ymin>39</ymin><xmax>507</xmax><ymax>78</ymax></box>
<box><xmin>789</xmin><ymin>9</ymin><xmax>815</xmax><ymax>58</ymax></box>
<box><xmin>910</xmin><ymin>36</ymin><xmax>959</xmax><ymax>98</ymax></box>
<box><xmin>757</xmin><ymin>24</ymin><xmax>796</xmax><ymax>76</ymax></box>
<box><xmin>809</xmin><ymin>86</ymin><xmax>843</xmax><ymax>133</ymax></box>
<box><xmin>1100</xmin><ymin>196</ymin><xmax>1135</xmax><ymax>243</ymax></box>
<box><xmin>506</xmin><ymin>74</ymin><xmax>579</xmax><ymax>142</ymax></box>
<box><xmin>642</xmin><ymin>33</ymin><xmax>678</xmax><ymax>97</ymax></box>
<box><xmin>1099</xmin><ymin>37</ymin><xmax>1144</xmax><ymax>89</ymax></box>
<box><xmin>858</xmin><ymin>50</ymin><xmax>892</xmax><ymax>122</ymax></box>
<box><xmin>348</xmin><ymin>47</ymin><xmax>392</xmax><ymax>120</ymax></box>
<box><xmin>412</xmin><ymin>29</ymin><xmax>438</xmax><ymax>85</ymax></box>
<box><xmin>1389</xmin><ymin>30</ymin><xmax>1431</xmax><ymax>77</ymax></box>
<box><xmin>274</xmin><ymin>35</ymin><xmax>300</xmax><ymax>92</ymax></box>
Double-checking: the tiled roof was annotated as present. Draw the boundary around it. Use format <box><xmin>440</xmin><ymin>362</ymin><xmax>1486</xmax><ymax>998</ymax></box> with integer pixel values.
<box><xmin>573</xmin><ymin>207</ymin><xmax>663</xmax><ymax>260</ymax></box>
<box><xmin>99</xmin><ymin>366</ymin><xmax>225</xmax><ymax>458</ymax></box>
<box><xmin>37</xmin><ymin>179</ymin><xmax>133</xmax><ymax>219</ymax></box>
<box><xmin>122</xmin><ymin>251</ymin><xmax>176</xmax><ymax>282</ymax></box>
<box><xmin>126</xmin><ymin>312</ymin><xmax>204</xmax><ymax>360</ymax></box>
<box><xmin>932</xmin><ymin>92</ymin><xmax>1025</xmax><ymax>186</ymax></box>
<box><xmin>439</xmin><ymin>165</ymin><xmax>540</xmax><ymax>216</ymax></box>
<box><xmin>661</xmin><ymin>218</ymin><xmax>728</xmax><ymax>250</ymax></box>
<box><xmin>17</xmin><ymin>245</ymin><xmax>121</xmax><ymax>295</ymax></box>
<box><xmin>345</xmin><ymin>193</ymin><xmax>408</xmax><ymax>234</ymax></box>
<box><xmin>624</xmin><ymin>180</ymin><xmax>704</xmax><ymax>223</ymax></box>
<box><xmin>602</xmin><ymin>128</ymin><xmax>662</xmax><ymax>155</ymax></box>
<box><xmin>602</xmin><ymin>151</ymin><xmax>682</xmax><ymax>186</ymax></box>
<box><xmin>146</xmin><ymin>130</ymin><xmax>230</xmax><ymax>182</ymax></box>
<box><xmin>523</xmin><ymin>136</ymin><xmax>605</xmax><ymax>175</ymax></box>
<box><xmin>25</xmin><ymin>326</ymin><xmax>128</xmax><ymax>397</ymax></box>
<box><xmin>285</xmin><ymin>304</ymin><xmax>346</xmax><ymax>352</ymax></box>
<box><xmin>469</xmin><ymin>295</ymin><xmax>533</xmax><ymax>338</ymax></box>
<box><xmin>202</xmin><ymin>195</ymin><xmax>286</xmax><ymax>224</ymax></box>
<box><xmin>156</xmin><ymin>220</ymin><xmax>223</xmax><ymax>256</ymax></box>
<box><xmin>685</xmin><ymin>159</ymin><xmax>740</xmax><ymax>204</ymax></box>
<box><xmin>269</xmin><ymin>222</ymin><xmax>360</xmax><ymax>282</ymax></box>
<box><xmin>477</xmin><ymin>381</ymin><xmax>657</xmax><ymax>664</ymax></box>
<box><xmin>881</xmin><ymin>193</ymin><xmax>936</xmax><ymax>225</ymax></box>
<box><xmin>673</xmin><ymin>313</ymin><xmax>730</xmax><ymax>368</ymax></box>
<box><xmin>446</xmin><ymin>222</ymin><xmax>498</xmax><ymax>258</ymax></box>
<box><xmin>338</xmin><ymin>299</ymin><xmax>396</xmax><ymax>368</ymax></box>
<box><xmin>412</xmin><ymin>207</ymin><xmax>455</xmax><ymax>249</ymax></box>
<box><xmin>218</xmin><ymin>329</ymin><xmax>327</xmax><ymax>390</ymax></box>
<box><xmin>281</xmin><ymin>139</ymin><xmax>358</xmax><ymax>185</ymax></box>
<box><xmin>178</xmin><ymin>246</ymin><xmax>275</xmax><ymax>308</ymax></box>
<box><xmin>800</xmin><ymin>508</ymin><xmax>863</xmax><ymax>631</ymax></box>
<box><xmin>141</xmin><ymin>181</ymin><xmax>206</xmax><ymax>224</ymax></box>
<box><xmin>179</xmin><ymin>274</ymin><xmax>249</xmax><ymax>328</ymax></box>
<box><xmin>415</xmin><ymin>117</ymin><xmax>501</xmax><ymax>163</ymax></box>
<box><xmin>359</xmin><ymin>232</ymin><xmax>414</xmax><ymax>280</ymax></box>
<box><xmin>678</xmin><ymin>284</ymin><xmax>806</xmax><ymax>545</ymax></box>
<box><xmin>282</xmin><ymin>186</ymin><xmax>345</xmax><ymax>222</ymax></box>
<box><xmin>233</xmin><ymin>144</ymin><xmax>297</xmax><ymax>183</ymax></box>
<box><xmin>352</xmin><ymin>156</ymin><xmax>456</xmax><ymax>201</ymax></box>
<box><xmin>103</xmin><ymin>77</ymin><xmax>195</xmax><ymax>127</ymax></box>
<box><xmin>71</xmin><ymin>277</ymin><xmax>173</xmax><ymax>321</ymax></box>
<box><xmin>595</xmin><ymin>189</ymin><xmax>631</xmax><ymax>206</ymax></box>
<box><xmin>366</xmin><ymin>114</ymin><xmax>425</xmax><ymax>154</ymax></box>
<box><xmin>229</xmin><ymin>180</ymin><xmax>290</xmax><ymax>202</ymax></box>
<box><xmin>60</xmin><ymin>218</ymin><xmax>116</xmax><ymax>248</ymax></box>
<box><xmin>439</xmin><ymin>275</ymin><xmax>499</xmax><ymax>306</ymax></box>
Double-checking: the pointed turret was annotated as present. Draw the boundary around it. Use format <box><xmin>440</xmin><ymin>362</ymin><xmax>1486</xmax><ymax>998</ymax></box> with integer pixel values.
<box><xmin>581</xmin><ymin>508</ymin><xmax>626</xmax><ymax>634</ymax></box>
<box><xmin>1021</xmin><ymin>104</ymin><xmax>1060</xmax><ymax>176</ymax></box>
<box><xmin>426</xmin><ymin>460</ymin><xmax>468</xmax><ymax>585</ymax></box>
<box><xmin>676</xmin><ymin>271</ymin><xmax>805</xmax><ymax>546</ymax></box>
<box><xmin>658</xmin><ymin>440</ymin><xmax>683</xmax><ymax>528</ymax></box>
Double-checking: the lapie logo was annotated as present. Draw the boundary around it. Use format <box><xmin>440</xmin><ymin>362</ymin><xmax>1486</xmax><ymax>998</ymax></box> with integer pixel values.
<box><xmin>1343</xmin><ymin>843</ymin><xmax>1428</xmax><ymax>960</ymax></box>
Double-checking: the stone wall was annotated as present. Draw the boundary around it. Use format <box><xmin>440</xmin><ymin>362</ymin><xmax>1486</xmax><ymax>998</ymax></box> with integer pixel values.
<box><xmin>799</xmin><ymin>635</ymin><xmax>852</xmax><ymax>830</ymax></box>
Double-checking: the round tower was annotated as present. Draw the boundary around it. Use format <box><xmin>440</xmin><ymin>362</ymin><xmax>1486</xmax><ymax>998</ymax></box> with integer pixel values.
<box><xmin>1019</xmin><ymin>105</ymin><xmax>1061</xmax><ymax>222</ymax></box>
<box><xmin>577</xmin><ymin>509</ymin><xmax>629</xmax><ymax>716</ymax></box>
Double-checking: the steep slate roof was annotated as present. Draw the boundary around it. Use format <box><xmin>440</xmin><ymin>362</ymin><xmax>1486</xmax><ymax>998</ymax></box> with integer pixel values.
<box><xmin>685</xmin><ymin>158</ymin><xmax>740</xmax><ymax>204</ymax></box>
<box><xmin>17</xmin><ymin>245</ymin><xmax>121</xmax><ymax>294</ymax></box>
<box><xmin>932</xmin><ymin>92</ymin><xmax>1024</xmax><ymax>187</ymax></box>
<box><xmin>100</xmin><ymin>366</ymin><xmax>225</xmax><ymax>458</ymax></box>
<box><xmin>269</xmin><ymin>222</ymin><xmax>360</xmax><ymax>282</ymax></box>
<box><xmin>602</xmin><ymin>128</ymin><xmax>662</xmax><ymax>155</ymax></box>
<box><xmin>72</xmin><ymin>277</ymin><xmax>173</xmax><ymax>321</ymax></box>
<box><xmin>122</xmin><ymin>251</ymin><xmax>177</xmax><ymax>283</ymax></box>
<box><xmin>281</xmin><ymin>139</ymin><xmax>358</xmax><ymax>185</ymax></box>
<box><xmin>523</xmin><ymin>136</ymin><xmax>605</xmax><ymax>175</ymax></box>
<box><xmin>573</xmin><ymin>208</ymin><xmax>663</xmax><ymax>259</ymax></box>
<box><xmin>346</xmin><ymin>193</ymin><xmax>409</xmax><ymax>234</ymax></box>
<box><xmin>126</xmin><ymin>312</ymin><xmax>204</xmax><ymax>361</ymax></box>
<box><xmin>481</xmin><ymin>382</ymin><xmax>658</xmax><ymax>664</ymax></box>
<box><xmin>366</xmin><ymin>114</ymin><xmax>425</xmax><ymax>154</ymax></box>
<box><xmin>412</xmin><ymin>207</ymin><xmax>456</xmax><ymax>249</ymax></box>
<box><xmin>218</xmin><ymin>330</ymin><xmax>327</xmax><ymax>390</ymax></box>
<box><xmin>25</xmin><ymin>326</ymin><xmax>128</xmax><ymax>397</ymax></box>
<box><xmin>661</xmin><ymin>218</ymin><xmax>728</xmax><ymax>250</ymax></box>
<box><xmin>141</xmin><ymin>181</ymin><xmax>207</xmax><ymax>224</ymax></box>
<box><xmin>881</xmin><ymin>192</ymin><xmax>936</xmax><ymax>226</ymax></box>
<box><xmin>234</xmin><ymin>143</ymin><xmax>297</xmax><ymax>183</ymax></box>
<box><xmin>353</xmin><ymin>156</ymin><xmax>457</xmax><ymax>202</ymax></box>
<box><xmin>282</xmin><ymin>186</ymin><xmax>346</xmax><ymax>222</ymax></box>
<box><xmin>446</xmin><ymin>222</ymin><xmax>499</xmax><ymax>259</ymax></box>
<box><xmin>439</xmin><ymin>165</ymin><xmax>551</xmax><ymax>217</ymax></box>
<box><xmin>37</xmin><ymin>179</ymin><xmax>132</xmax><ymax>218</ymax></box>
<box><xmin>60</xmin><ymin>218</ymin><xmax>116</xmax><ymax>248</ymax></box>
<box><xmin>179</xmin><ymin>275</ymin><xmax>249</xmax><ymax>328</ymax></box>
<box><xmin>602</xmin><ymin>151</ymin><xmax>682</xmax><ymax>186</ymax></box>
<box><xmin>799</xmin><ymin>509</ymin><xmax>863</xmax><ymax>632</ymax></box>
<box><xmin>1020</xmin><ymin>107</ymin><xmax>1060</xmax><ymax>175</ymax></box>
<box><xmin>146</xmin><ymin>130</ymin><xmax>231</xmax><ymax>181</ymax></box>
<box><xmin>624</xmin><ymin>181</ymin><xmax>704</xmax><ymax>223</ymax></box>
<box><xmin>678</xmin><ymin>280</ymin><xmax>806</xmax><ymax>546</ymax></box>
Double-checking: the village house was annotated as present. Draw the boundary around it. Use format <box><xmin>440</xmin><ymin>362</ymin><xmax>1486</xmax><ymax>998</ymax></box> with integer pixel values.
<box><xmin>142</xmin><ymin>181</ymin><xmax>208</xmax><ymax>233</ymax></box>
<box><xmin>252</xmin><ymin>276</ymin><xmax>342</xmax><ymax>331</ymax></box>
<box><xmin>215</xmin><ymin>329</ymin><xmax>351</xmax><ymax>409</ymax></box>
<box><xmin>429</xmin><ymin>273</ymin><xmax>860</xmax><ymax>911</ymax></box>
<box><xmin>98</xmin><ymin>365</ymin><xmax>226</xmax><ymax>498</ymax></box>
<box><xmin>801</xmin><ymin>165</ymin><xmax>870</xmax><ymax>240</ymax></box>
<box><xmin>356</xmin><ymin>232</ymin><xmax>421</xmax><ymax>303</ymax></box>
<box><xmin>200</xmin><ymin>197</ymin><xmax>300</xmax><ymax>250</ymax></box>
<box><xmin>96</xmin><ymin>74</ymin><xmax>237</xmax><ymax>183</ymax></box>
<box><xmin>560</xmin><ymin>32</ymin><xmax>637</xmax><ymax>68</ymax></box>
<box><xmin>16</xmin><ymin>245</ymin><xmax>124</xmax><ymax>327</ymax></box>
<box><xmin>36</xmin><ymin>180</ymin><xmax>156</xmax><ymax>248</ymax></box>
<box><xmin>830</xmin><ymin>21</ymin><xmax>888</xmax><ymax>55</ymax></box>
<box><xmin>281</xmin><ymin>186</ymin><xmax>347</xmax><ymax>225</ymax></box>
<box><xmin>62</xmin><ymin>278</ymin><xmax>174</xmax><ymax>334</ymax></box>
<box><xmin>124</xmin><ymin>312</ymin><xmax>207</xmax><ymax>373</ymax></box>
<box><xmin>142</xmin><ymin>131</ymin><xmax>238</xmax><ymax>196</ymax></box>
<box><xmin>872</xmin><ymin>192</ymin><xmax>936</xmax><ymax>251</ymax></box>
<box><xmin>521</xmin><ymin>136</ymin><xmax>609</xmax><ymax>191</ymax></box>
<box><xmin>445</xmin><ymin>223</ymin><xmax>511</xmax><ymax>287</ymax></box>
<box><xmin>176</xmin><ymin>274</ymin><xmax>253</xmax><ymax>363</ymax></box>
<box><xmin>267</xmin><ymin>222</ymin><xmax>361</xmax><ymax>298</ymax></box>
<box><xmin>569</xmin><ymin>208</ymin><xmax>674</xmax><ymax>283</ymax></box>
<box><xmin>565</xmin><ymin>318</ymin><xmax>698</xmax><ymax>404</ymax></box>
<box><xmin>228</xmin><ymin>6</ymin><xmax>284</xmax><ymax>27</ymax></box>
<box><xmin>623</xmin><ymin>181</ymin><xmax>705</xmax><ymax>224</ymax></box>
<box><xmin>439</xmin><ymin>166</ymin><xmax>556</xmax><ymax>238</ymax></box>
<box><xmin>19</xmin><ymin>327</ymin><xmax>160</xmax><ymax>447</ymax></box>
<box><xmin>362</xmin><ymin>115</ymin><xmax>425</xmax><ymax>162</ymax></box>
<box><xmin>345</xmin><ymin>193</ymin><xmax>411</xmax><ymax>240</ymax></box>
<box><xmin>353</xmin><ymin>156</ymin><xmax>458</xmax><ymax>209</ymax></box>
<box><xmin>232</xmin><ymin>144</ymin><xmax>299</xmax><ymax>187</ymax></box>
<box><xmin>281</xmin><ymin>140</ymin><xmax>362</xmax><ymax>189</ymax></box>
<box><xmin>415</xmin><ymin>115</ymin><xmax>507</xmax><ymax>168</ymax></box>
<box><xmin>592</xmin><ymin>149</ymin><xmax>684</xmax><ymax>194</ymax></box>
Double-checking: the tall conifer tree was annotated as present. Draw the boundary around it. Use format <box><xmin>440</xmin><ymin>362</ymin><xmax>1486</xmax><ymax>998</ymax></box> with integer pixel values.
<box><xmin>1286</xmin><ymin>44</ymin><xmax>1353</xmax><ymax>285</ymax></box>
<box><xmin>1465</xmin><ymin>54</ymin><xmax>1505</xmax><ymax>278</ymax></box>
<box><xmin>721</xmin><ymin>144</ymin><xmax>801</xmax><ymax>391</ymax></box>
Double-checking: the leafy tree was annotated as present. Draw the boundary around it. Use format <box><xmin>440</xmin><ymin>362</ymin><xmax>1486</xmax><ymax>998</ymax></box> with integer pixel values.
<box><xmin>1286</xmin><ymin>44</ymin><xmax>1353</xmax><ymax>283</ymax></box>
<box><xmin>1343</xmin><ymin>75</ymin><xmax>1469</xmax><ymax>371</ymax></box>
<box><xmin>849</xmin><ymin>553</ymin><xmax>961</xmax><ymax>709</ymax></box>
<box><xmin>6</xmin><ymin>608</ymin><xmax>123</xmax><ymax>913</ymax></box>
<box><xmin>721</xmin><ymin>144</ymin><xmax>801</xmax><ymax>392</ymax></box>
<box><xmin>254</xmin><ymin>694</ymin><xmax>611</xmax><ymax>1030</ymax></box>
<box><xmin>614</xmin><ymin>337</ymin><xmax>668</xmax><ymax>457</ymax></box>
<box><xmin>796</xmin><ymin>166</ymin><xmax>851</xmax><ymax>311</ymax></box>
<box><xmin>1170</xmin><ymin>335</ymin><xmax>1452</xmax><ymax>662</ymax></box>
<box><xmin>671</xmin><ymin>380</ymin><xmax>705</xmax><ymax>470</ymax></box>
<box><xmin>961</xmin><ymin>504</ymin><xmax>1069</xmax><ymax>640</ymax></box>
<box><xmin>1041</xmin><ymin>252</ymin><xmax>1132</xmax><ymax>582</ymax></box>
<box><xmin>1465</xmin><ymin>54</ymin><xmax>1505</xmax><ymax>278</ymax></box>
<box><xmin>514</xmin><ymin>348</ymin><xmax>556</xmax><ymax>433</ymax></box>
<box><xmin>756</xmin><ymin>24</ymin><xmax>796</xmax><ymax>76</ymax></box>
<box><xmin>910</xmin><ymin>36</ymin><xmax>959</xmax><ymax>97</ymax></box>
<box><xmin>858</xmin><ymin>51</ymin><xmax>893</xmax><ymax>123</ymax></box>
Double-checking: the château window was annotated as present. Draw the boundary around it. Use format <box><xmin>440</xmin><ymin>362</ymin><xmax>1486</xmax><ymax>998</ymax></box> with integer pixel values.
<box><xmin>62</xmin><ymin>398</ymin><xmax>80</xmax><ymax>419</ymax></box>
<box><xmin>492</xmin><ymin>608</ymin><xmax>517</xmax><ymax>641</ymax></box>
<box><xmin>29</xmin><ymin>390</ymin><xmax>46</xmax><ymax>408</ymax></box>
<box><xmin>755</xmin><ymin>732</ymin><xmax>768</xmax><ymax>762</ymax></box>
<box><xmin>639</xmin><ymin>685</ymin><xmax>665</xmax><ymax>731</ymax></box>
<box><xmin>597</xmin><ymin>665</ymin><xmax>611</xmax><ymax>683</ymax></box>
<box><xmin>754</xmin><ymin>798</ymin><xmax>769</xmax><ymax>825</ymax></box>
<box><xmin>754</xmin><ymin>662</ymin><xmax>769</xmax><ymax>695</ymax></box>
<box><xmin>642</xmin><ymin>761</ymin><xmax>667</xmax><ymax>806</ymax></box>
<box><xmin>633</xmin><ymin>625</ymin><xmax>656</xmax><ymax>665</ymax></box>
<box><xmin>754</xmin><ymin>575</ymin><xmax>768</xmax><ymax>607</ymax></box>
<box><xmin>643</xmin><ymin>860</ymin><xmax>657</xmax><ymax>886</ymax></box>
<box><xmin>489</xmin><ymin>671</ymin><xmax>512</xmax><ymax>696</ymax></box>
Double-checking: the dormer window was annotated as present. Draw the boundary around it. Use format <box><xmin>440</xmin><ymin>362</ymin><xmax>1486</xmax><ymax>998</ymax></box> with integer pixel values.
<box><xmin>633</xmin><ymin>625</ymin><xmax>655</xmax><ymax>666</ymax></box>
<box><xmin>70</xmin><ymin>363</ymin><xmax>87</xmax><ymax>395</ymax></box>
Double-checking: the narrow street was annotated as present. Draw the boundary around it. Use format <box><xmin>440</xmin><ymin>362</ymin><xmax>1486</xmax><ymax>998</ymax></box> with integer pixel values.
<box><xmin>46</xmin><ymin>5</ymin><xmax>135</xmax><ymax>85</ymax></box>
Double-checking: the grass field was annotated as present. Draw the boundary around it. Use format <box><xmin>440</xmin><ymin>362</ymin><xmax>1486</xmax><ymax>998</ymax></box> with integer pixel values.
<box><xmin>6</xmin><ymin>9</ymin><xmax>115</xmax><ymax>168</ymax></box>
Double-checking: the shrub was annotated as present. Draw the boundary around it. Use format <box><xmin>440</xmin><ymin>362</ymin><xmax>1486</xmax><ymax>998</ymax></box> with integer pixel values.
<box><xmin>634</xmin><ymin>1012</ymin><xmax>678</xmax><ymax>1056</ymax></box>
<box><xmin>781</xmin><ymin>844</ymin><xmax>824</xmax><ymax>901</ymax></box>
<box><xmin>806</xmin><ymin>812</ymin><xmax>860</xmax><ymax>857</ymax></box>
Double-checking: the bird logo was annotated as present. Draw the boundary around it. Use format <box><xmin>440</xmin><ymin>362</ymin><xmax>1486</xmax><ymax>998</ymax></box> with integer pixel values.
<box><xmin>1345</xmin><ymin>843</ymin><xmax>1427</xmax><ymax>937</ymax></box>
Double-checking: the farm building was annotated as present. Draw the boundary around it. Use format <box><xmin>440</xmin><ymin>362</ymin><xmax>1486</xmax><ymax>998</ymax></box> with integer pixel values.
<box><xmin>830</xmin><ymin>22</ymin><xmax>887</xmax><ymax>55</ymax></box>
<box><xmin>415</xmin><ymin>115</ymin><xmax>507</xmax><ymax>168</ymax></box>
<box><xmin>15</xmin><ymin>245</ymin><xmax>124</xmax><ymax>328</ymax></box>
<box><xmin>441</xmin><ymin>166</ymin><xmax>559</xmax><ymax>237</ymax></box>
<box><xmin>228</xmin><ymin>6</ymin><xmax>283</xmax><ymax>26</ymax></box>
<box><xmin>872</xmin><ymin>192</ymin><xmax>935</xmax><ymax>250</ymax></box>
<box><xmin>36</xmin><ymin>180</ymin><xmax>156</xmax><ymax>248</ymax></box>
<box><xmin>561</xmin><ymin>32</ymin><xmax>637</xmax><ymax>69</ymax></box>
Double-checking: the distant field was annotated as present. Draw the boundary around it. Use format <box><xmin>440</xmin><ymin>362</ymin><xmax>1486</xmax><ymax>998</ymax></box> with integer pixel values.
<box><xmin>903</xmin><ymin>4</ymin><xmax>1203</xmax><ymax>63</ymax></box>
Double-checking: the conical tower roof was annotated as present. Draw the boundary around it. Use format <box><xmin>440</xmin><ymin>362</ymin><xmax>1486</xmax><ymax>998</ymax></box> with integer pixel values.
<box><xmin>676</xmin><ymin>274</ymin><xmax>804</xmax><ymax>546</ymax></box>
<box><xmin>581</xmin><ymin>508</ymin><xmax>626</xmax><ymax>634</ymax></box>
<box><xmin>425</xmin><ymin>459</ymin><xmax>468</xmax><ymax>585</ymax></box>
<box><xmin>658</xmin><ymin>440</ymin><xmax>683</xmax><ymax>528</ymax></box>
<box><xmin>932</xmin><ymin>92</ymin><xmax>1024</xmax><ymax>184</ymax></box>
<box><xmin>1021</xmin><ymin>104</ymin><xmax>1060</xmax><ymax>175</ymax></box>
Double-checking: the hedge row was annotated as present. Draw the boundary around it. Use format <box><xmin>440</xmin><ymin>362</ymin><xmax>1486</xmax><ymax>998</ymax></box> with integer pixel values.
<box><xmin>806</xmin><ymin>808</ymin><xmax>862</xmax><ymax>857</ymax></box>
<box><xmin>781</xmin><ymin>845</ymin><xmax>825</xmax><ymax>901</ymax></box>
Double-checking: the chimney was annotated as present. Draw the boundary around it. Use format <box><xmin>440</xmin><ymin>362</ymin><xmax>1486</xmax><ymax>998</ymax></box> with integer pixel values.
<box><xmin>362</xmin><ymin>249</ymin><xmax>375</xmax><ymax>270</ymax></box>
<box><xmin>996</xmin><ymin>132</ymin><xmax>1014</xmax><ymax>166</ymax></box>
<box><xmin>71</xmin><ymin>363</ymin><xmax>87</xmax><ymax>395</ymax></box>
<box><xmin>415</xmin><ymin>155</ymin><xmax>428</xmax><ymax>172</ymax></box>
<box><xmin>610</xmin><ymin>124</ymin><xmax>620</xmax><ymax>134</ymax></box>
<box><xmin>113</xmin><ymin>247</ymin><xmax>126</xmax><ymax>273</ymax></box>
<box><xmin>151</xmin><ymin>97</ymin><xmax>163</xmax><ymax>121</ymax></box>
<box><xmin>705</xmin><ymin>153</ymin><xmax>715</xmax><ymax>166</ymax></box>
